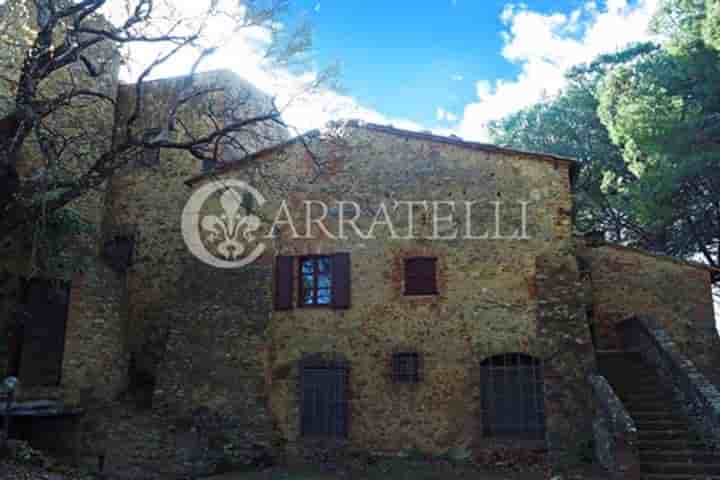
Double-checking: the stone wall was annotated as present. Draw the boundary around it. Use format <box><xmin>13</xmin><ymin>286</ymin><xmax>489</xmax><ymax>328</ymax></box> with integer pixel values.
<box><xmin>578</xmin><ymin>240</ymin><xmax>719</xmax><ymax>383</ymax></box>
<box><xmin>61</xmin><ymin>264</ymin><xmax>129</xmax><ymax>405</ymax></box>
<box><xmin>105</xmin><ymin>71</ymin><xmax>287</xmax><ymax>383</ymax></box>
<box><xmin>174</xmin><ymin>125</ymin><xmax>595</xmax><ymax>465</ymax></box>
<box><xmin>0</xmin><ymin>0</ymin><xmax>126</xmax><ymax>406</ymax></box>
<box><xmin>588</xmin><ymin>374</ymin><xmax>639</xmax><ymax>480</ymax></box>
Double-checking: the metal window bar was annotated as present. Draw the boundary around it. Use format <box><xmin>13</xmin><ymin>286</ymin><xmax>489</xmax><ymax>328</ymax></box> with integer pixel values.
<box><xmin>480</xmin><ymin>353</ymin><xmax>545</xmax><ymax>439</ymax></box>
<box><xmin>392</xmin><ymin>352</ymin><xmax>420</xmax><ymax>383</ymax></box>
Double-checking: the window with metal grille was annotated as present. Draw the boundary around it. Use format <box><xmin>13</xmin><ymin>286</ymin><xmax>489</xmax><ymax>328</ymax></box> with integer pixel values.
<box><xmin>403</xmin><ymin>257</ymin><xmax>437</xmax><ymax>295</ymax></box>
<box><xmin>299</xmin><ymin>256</ymin><xmax>332</xmax><ymax>307</ymax></box>
<box><xmin>392</xmin><ymin>352</ymin><xmax>420</xmax><ymax>383</ymax></box>
<box><xmin>301</xmin><ymin>363</ymin><xmax>348</xmax><ymax>438</ymax></box>
<box><xmin>480</xmin><ymin>353</ymin><xmax>545</xmax><ymax>440</ymax></box>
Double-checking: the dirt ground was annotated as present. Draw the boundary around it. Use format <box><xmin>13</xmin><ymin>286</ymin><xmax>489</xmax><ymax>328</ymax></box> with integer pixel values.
<box><xmin>210</xmin><ymin>458</ymin><xmax>609</xmax><ymax>480</ymax></box>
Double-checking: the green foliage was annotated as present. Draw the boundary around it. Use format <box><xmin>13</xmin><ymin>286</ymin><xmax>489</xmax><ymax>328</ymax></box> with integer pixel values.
<box><xmin>491</xmin><ymin>0</ymin><xmax>720</xmax><ymax>273</ymax></box>
<box><xmin>598</xmin><ymin>33</ymin><xmax>720</xmax><ymax>261</ymax></box>
<box><xmin>31</xmin><ymin>206</ymin><xmax>95</xmax><ymax>276</ymax></box>
<box><xmin>653</xmin><ymin>0</ymin><xmax>720</xmax><ymax>50</ymax></box>
<box><xmin>488</xmin><ymin>44</ymin><xmax>656</xmax><ymax>239</ymax></box>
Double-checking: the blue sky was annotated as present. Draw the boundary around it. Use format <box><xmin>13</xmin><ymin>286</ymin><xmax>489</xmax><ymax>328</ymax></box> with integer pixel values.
<box><xmin>126</xmin><ymin>0</ymin><xmax>660</xmax><ymax>139</ymax></box>
<box><xmin>291</xmin><ymin>0</ymin><xmax>581</xmax><ymax>128</ymax></box>
<box><xmin>267</xmin><ymin>0</ymin><xmax>659</xmax><ymax>139</ymax></box>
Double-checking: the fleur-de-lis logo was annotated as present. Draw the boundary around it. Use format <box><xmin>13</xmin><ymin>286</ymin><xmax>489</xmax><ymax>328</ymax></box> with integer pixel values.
<box><xmin>182</xmin><ymin>180</ymin><xmax>266</xmax><ymax>268</ymax></box>
<box><xmin>200</xmin><ymin>189</ymin><xmax>262</xmax><ymax>260</ymax></box>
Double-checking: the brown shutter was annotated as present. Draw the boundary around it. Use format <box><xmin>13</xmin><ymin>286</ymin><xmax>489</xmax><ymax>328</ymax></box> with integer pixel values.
<box><xmin>275</xmin><ymin>255</ymin><xmax>294</xmax><ymax>310</ymax></box>
<box><xmin>18</xmin><ymin>279</ymin><xmax>69</xmax><ymax>386</ymax></box>
<box><xmin>405</xmin><ymin>257</ymin><xmax>437</xmax><ymax>295</ymax></box>
<box><xmin>331</xmin><ymin>252</ymin><xmax>351</xmax><ymax>309</ymax></box>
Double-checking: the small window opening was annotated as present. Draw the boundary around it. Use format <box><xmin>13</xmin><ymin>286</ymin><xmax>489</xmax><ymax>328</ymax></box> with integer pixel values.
<box><xmin>404</xmin><ymin>257</ymin><xmax>437</xmax><ymax>295</ymax></box>
<box><xmin>392</xmin><ymin>352</ymin><xmax>420</xmax><ymax>383</ymax></box>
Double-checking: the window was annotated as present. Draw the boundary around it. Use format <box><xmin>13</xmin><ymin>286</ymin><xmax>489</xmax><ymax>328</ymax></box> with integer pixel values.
<box><xmin>480</xmin><ymin>353</ymin><xmax>545</xmax><ymax>440</ymax></box>
<box><xmin>299</xmin><ymin>256</ymin><xmax>332</xmax><ymax>307</ymax></box>
<box><xmin>275</xmin><ymin>254</ymin><xmax>350</xmax><ymax>310</ymax></box>
<box><xmin>301</xmin><ymin>360</ymin><xmax>348</xmax><ymax>437</ymax></box>
<box><xmin>392</xmin><ymin>352</ymin><xmax>420</xmax><ymax>383</ymax></box>
<box><xmin>102</xmin><ymin>235</ymin><xmax>135</xmax><ymax>272</ymax></box>
<box><xmin>404</xmin><ymin>257</ymin><xmax>437</xmax><ymax>295</ymax></box>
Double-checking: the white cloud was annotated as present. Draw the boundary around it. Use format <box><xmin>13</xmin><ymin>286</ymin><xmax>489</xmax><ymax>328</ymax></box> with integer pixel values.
<box><xmin>110</xmin><ymin>0</ymin><xmax>423</xmax><ymax>135</ymax></box>
<box><xmin>457</xmin><ymin>0</ymin><xmax>661</xmax><ymax>141</ymax></box>
<box><xmin>436</xmin><ymin>107</ymin><xmax>458</xmax><ymax>123</ymax></box>
<box><xmin>105</xmin><ymin>0</ymin><xmax>662</xmax><ymax>142</ymax></box>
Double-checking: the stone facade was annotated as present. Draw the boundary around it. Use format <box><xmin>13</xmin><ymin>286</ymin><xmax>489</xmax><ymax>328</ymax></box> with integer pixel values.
<box><xmin>164</xmin><ymin>123</ymin><xmax>595</xmax><ymax>466</ymax></box>
<box><xmin>0</xmin><ymin>0</ymin><xmax>126</xmax><ymax>406</ymax></box>
<box><xmin>0</xmin><ymin>62</ymin><xmax>718</xmax><ymax>476</ymax></box>
<box><xmin>577</xmin><ymin>240</ymin><xmax>720</xmax><ymax>381</ymax></box>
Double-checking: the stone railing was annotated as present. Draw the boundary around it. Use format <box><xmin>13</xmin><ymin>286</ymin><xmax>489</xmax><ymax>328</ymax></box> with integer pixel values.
<box><xmin>588</xmin><ymin>374</ymin><xmax>640</xmax><ymax>479</ymax></box>
<box><xmin>618</xmin><ymin>315</ymin><xmax>720</xmax><ymax>449</ymax></box>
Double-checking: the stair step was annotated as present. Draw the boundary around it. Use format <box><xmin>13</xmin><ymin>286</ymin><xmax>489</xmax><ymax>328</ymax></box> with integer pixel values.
<box><xmin>623</xmin><ymin>399</ymin><xmax>674</xmax><ymax>404</ymax></box>
<box><xmin>622</xmin><ymin>391</ymin><xmax>670</xmax><ymax>397</ymax></box>
<box><xmin>640</xmin><ymin>426</ymin><xmax>694</xmax><ymax>434</ymax></box>
<box><xmin>637</xmin><ymin>422</ymin><xmax>694</xmax><ymax>432</ymax></box>
<box><xmin>613</xmin><ymin>386</ymin><xmax>666</xmax><ymax>393</ymax></box>
<box><xmin>625</xmin><ymin>403</ymin><xmax>680</xmax><ymax>411</ymax></box>
<box><xmin>642</xmin><ymin>475</ymin><xmax>720</xmax><ymax>480</ymax></box>
<box><xmin>617</xmin><ymin>386</ymin><xmax>668</xmax><ymax>393</ymax></box>
<box><xmin>611</xmin><ymin>382</ymin><xmax>666</xmax><ymax>393</ymax></box>
<box><xmin>603</xmin><ymin>372</ymin><xmax>659</xmax><ymax>379</ymax></box>
<box><xmin>642</xmin><ymin>451</ymin><xmax>720</xmax><ymax>463</ymax></box>
<box><xmin>640</xmin><ymin>431</ymin><xmax>696</xmax><ymax>441</ymax></box>
<box><xmin>599</xmin><ymin>350</ymin><xmax>718</xmax><ymax>478</ymax></box>
<box><xmin>629</xmin><ymin>410</ymin><xmax>682</xmax><ymax>418</ymax></box>
<box><xmin>607</xmin><ymin>373</ymin><xmax>660</xmax><ymax>378</ymax></box>
<box><xmin>642</xmin><ymin>462</ymin><xmax>720</xmax><ymax>475</ymax></box>
<box><xmin>639</xmin><ymin>440</ymin><xmax>709</xmax><ymax>450</ymax></box>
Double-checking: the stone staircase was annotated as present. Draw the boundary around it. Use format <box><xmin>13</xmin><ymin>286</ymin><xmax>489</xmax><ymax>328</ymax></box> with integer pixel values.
<box><xmin>598</xmin><ymin>351</ymin><xmax>720</xmax><ymax>480</ymax></box>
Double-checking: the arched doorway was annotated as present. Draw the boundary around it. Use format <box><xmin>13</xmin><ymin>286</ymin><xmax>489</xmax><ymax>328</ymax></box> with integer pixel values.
<box><xmin>480</xmin><ymin>353</ymin><xmax>545</xmax><ymax>440</ymax></box>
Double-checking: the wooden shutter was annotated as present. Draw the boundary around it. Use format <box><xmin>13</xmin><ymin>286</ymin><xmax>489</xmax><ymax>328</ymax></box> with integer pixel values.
<box><xmin>18</xmin><ymin>279</ymin><xmax>69</xmax><ymax>386</ymax></box>
<box><xmin>404</xmin><ymin>257</ymin><xmax>437</xmax><ymax>295</ymax></box>
<box><xmin>275</xmin><ymin>255</ymin><xmax>294</xmax><ymax>310</ymax></box>
<box><xmin>331</xmin><ymin>252</ymin><xmax>351</xmax><ymax>309</ymax></box>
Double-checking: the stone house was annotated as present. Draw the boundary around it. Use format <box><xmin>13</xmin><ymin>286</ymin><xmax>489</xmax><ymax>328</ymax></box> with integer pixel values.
<box><xmin>1</xmin><ymin>65</ymin><xmax>719</xmax><ymax>477</ymax></box>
